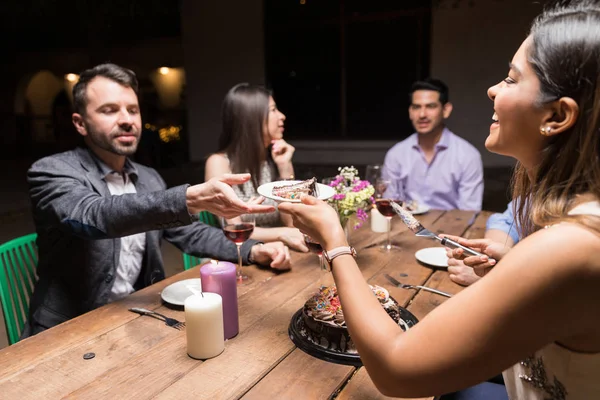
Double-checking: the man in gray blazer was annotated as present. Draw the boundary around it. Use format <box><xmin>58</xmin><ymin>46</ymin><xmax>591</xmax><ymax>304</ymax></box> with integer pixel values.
<box><xmin>23</xmin><ymin>63</ymin><xmax>291</xmax><ymax>337</ymax></box>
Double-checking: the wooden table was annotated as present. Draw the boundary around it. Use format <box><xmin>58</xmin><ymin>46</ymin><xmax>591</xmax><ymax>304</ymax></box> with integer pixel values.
<box><xmin>0</xmin><ymin>210</ymin><xmax>491</xmax><ymax>399</ymax></box>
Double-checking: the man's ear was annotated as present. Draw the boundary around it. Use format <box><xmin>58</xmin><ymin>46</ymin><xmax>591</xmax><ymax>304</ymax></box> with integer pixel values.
<box><xmin>72</xmin><ymin>113</ymin><xmax>88</xmax><ymax>137</ymax></box>
<box><xmin>442</xmin><ymin>102</ymin><xmax>453</xmax><ymax>119</ymax></box>
<box><xmin>542</xmin><ymin>97</ymin><xmax>579</xmax><ymax>137</ymax></box>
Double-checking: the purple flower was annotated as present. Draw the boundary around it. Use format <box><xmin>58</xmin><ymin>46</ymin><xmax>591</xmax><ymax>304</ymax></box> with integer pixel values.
<box><xmin>333</xmin><ymin>193</ymin><xmax>346</xmax><ymax>201</ymax></box>
<box><xmin>356</xmin><ymin>208</ymin><xmax>368</xmax><ymax>221</ymax></box>
<box><xmin>329</xmin><ymin>177</ymin><xmax>344</xmax><ymax>187</ymax></box>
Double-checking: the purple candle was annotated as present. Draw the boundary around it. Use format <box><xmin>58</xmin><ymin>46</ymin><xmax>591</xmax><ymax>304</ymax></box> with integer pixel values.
<box><xmin>200</xmin><ymin>260</ymin><xmax>239</xmax><ymax>339</ymax></box>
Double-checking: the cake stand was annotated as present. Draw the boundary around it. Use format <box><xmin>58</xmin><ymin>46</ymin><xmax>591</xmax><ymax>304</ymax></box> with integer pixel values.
<box><xmin>288</xmin><ymin>306</ymin><xmax>419</xmax><ymax>366</ymax></box>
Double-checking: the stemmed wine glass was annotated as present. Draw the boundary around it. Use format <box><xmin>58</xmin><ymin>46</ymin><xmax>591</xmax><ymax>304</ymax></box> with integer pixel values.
<box><xmin>365</xmin><ymin>164</ymin><xmax>383</xmax><ymax>187</ymax></box>
<box><xmin>304</xmin><ymin>234</ymin><xmax>325</xmax><ymax>271</ymax></box>
<box><xmin>221</xmin><ymin>214</ymin><xmax>255</xmax><ymax>285</ymax></box>
<box><xmin>374</xmin><ymin>178</ymin><xmax>401</xmax><ymax>252</ymax></box>
<box><xmin>304</xmin><ymin>233</ymin><xmax>333</xmax><ymax>287</ymax></box>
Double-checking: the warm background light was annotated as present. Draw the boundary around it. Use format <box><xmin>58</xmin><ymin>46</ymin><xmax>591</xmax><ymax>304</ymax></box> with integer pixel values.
<box><xmin>159</xmin><ymin>67</ymin><xmax>170</xmax><ymax>75</ymax></box>
<box><xmin>65</xmin><ymin>73</ymin><xmax>78</xmax><ymax>82</ymax></box>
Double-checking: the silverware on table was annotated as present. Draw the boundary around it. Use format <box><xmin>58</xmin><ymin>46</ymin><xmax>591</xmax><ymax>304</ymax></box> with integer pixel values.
<box><xmin>390</xmin><ymin>201</ymin><xmax>484</xmax><ymax>257</ymax></box>
<box><xmin>384</xmin><ymin>274</ymin><xmax>453</xmax><ymax>298</ymax></box>
<box><xmin>129</xmin><ymin>307</ymin><xmax>185</xmax><ymax>330</ymax></box>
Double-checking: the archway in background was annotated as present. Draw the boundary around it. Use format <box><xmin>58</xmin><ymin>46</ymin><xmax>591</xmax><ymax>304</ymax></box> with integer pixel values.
<box><xmin>24</xmin><ymin>70</ymin><xmax>63</xmax><ymax>144</ymax></box>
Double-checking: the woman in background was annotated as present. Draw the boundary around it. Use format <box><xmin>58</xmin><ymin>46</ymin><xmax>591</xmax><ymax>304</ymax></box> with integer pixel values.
<box><xmin>205</xmin><ymin>83</ymin><xmax>307</xmax><ymax>252</ymax></box>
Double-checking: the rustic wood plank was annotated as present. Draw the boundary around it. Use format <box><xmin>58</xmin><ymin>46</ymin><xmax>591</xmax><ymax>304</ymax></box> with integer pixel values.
<box><xmin>0</xmin><ymin>258</ymin><xmax>290</xmax><ymax>387</ymax></box>
<box><xmin>336</xmin><ymin>367</ymin><xmax>433</xmax><ymax>400</ymax></box>
<box><xmin>235</xmin><ymin>238</ymin><xmax>435</xmax><ymax>399</ymax></box>
<box><xmin>28</xmin><ymin>248</ymin><xmax>328</xmax><ymax>399</ymax></box>
<box><xmin>150</xmin><ymin>279</ymin><xmax>339</xmax><ymax>399</ymax></box>
<box><xmin>62</xmin><ymin>333</ymin><xmax>199</xmax><ymax>400</ymax></box>
<box><xmin>242</xmin><ymin>349</ymin><xmax>355</xmax><ymax>400</ymax></box>
<box><xmin>0</xmin><ymin>269</ymin><xmax>194</xmax><ymax>379</ymax></box>
<box><xmin>464</xmin><ymin>211</ymin><xmax>493</xmax><ymax>240</ymax></box>
<box><xmin>243</xmin><ymin>210</ymin><xmax>476</xmax><ymax>400</ymax></box>
<box><xmin>1</xmin><ymin>315</ymin><xmax>187</xmax><ymax>399</ymax></box>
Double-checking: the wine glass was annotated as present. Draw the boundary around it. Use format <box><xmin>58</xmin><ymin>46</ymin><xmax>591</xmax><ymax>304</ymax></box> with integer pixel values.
<box><xmin>304</xmin><ymin>234</ymin><xmax>333</xmax><ymax>287</ymax></box>
<box><xmin>221</xmin><ymin>214</ymin><xmax>255</xmax><ymax>285</ymax></box>
<box><xmin>304</xmin><ymin>233</ymin><xmax>325</xmax><ymax>271</ymax></box>
<box><xmin>374</xmin><ymin>178</ymin><xmax>401</xmax><ymax>252</ymax></box>
<box><xmin>365</xmin><ymin>164</ymin><xmax>383</xmax><ymax>187</ymax></box>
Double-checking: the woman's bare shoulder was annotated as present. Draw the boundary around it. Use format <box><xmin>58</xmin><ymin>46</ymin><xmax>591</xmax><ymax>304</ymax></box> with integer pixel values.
<box><xmin>510</xmin><ymin>222</ymin><xmax>600</xmax><ymax>279</ymax></box>
<box><xmin>205</xmin><ymin>153</ymin><xmax>231</xmax><ymax>179</ymax></box>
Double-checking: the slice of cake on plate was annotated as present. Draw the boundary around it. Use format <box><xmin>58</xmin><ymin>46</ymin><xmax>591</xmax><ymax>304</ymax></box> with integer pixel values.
<box><xmin>272</xmin><ymin>177</ymin><xmax>318</xmax><ymax>200</ymax></box>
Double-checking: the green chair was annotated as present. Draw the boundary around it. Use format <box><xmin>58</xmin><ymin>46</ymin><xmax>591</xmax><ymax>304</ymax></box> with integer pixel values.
<box><xmin>182</xmin><ymin>211</ymin><xmax>220</xmax><ymax>270</ymax></box>
<box><xmin>0</xmin><ymin>233</ymin><xmax>38</xmax><ymax>345</ymax></box>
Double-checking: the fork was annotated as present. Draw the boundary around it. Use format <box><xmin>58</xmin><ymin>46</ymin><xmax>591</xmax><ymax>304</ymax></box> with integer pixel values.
<box><xmin>129</xmin><ymin>307</ymin><xmax>186</xmax><ymax>330</ymax></box>
<box><xmin>384</xmin><ymin>274</ymin><xmax>453</xmax><ymax>298</ymax></box>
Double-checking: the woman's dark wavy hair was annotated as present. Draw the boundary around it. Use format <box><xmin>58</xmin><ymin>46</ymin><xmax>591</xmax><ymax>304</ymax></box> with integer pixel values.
<box><xmin>512</xmin><ymin>0</ymin><xmax>600</xmax><ymax>236</ymax></box>
<box><xmin>217</xmin><ymin>83</ymin><xmax>276</xmax><ymax>192</ymax></box>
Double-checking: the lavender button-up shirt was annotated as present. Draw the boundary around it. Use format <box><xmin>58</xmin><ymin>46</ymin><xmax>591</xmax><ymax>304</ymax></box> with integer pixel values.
<box><xmin>382</xmin><ymin>128</ymin><xmax>484</xmax><ymax>211</ymax></box>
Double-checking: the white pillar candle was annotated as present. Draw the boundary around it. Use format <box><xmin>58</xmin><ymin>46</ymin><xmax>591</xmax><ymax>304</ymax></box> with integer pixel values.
<box><xmin>371</xmin><ymin>207</ymin><xmax>389</xmax><ymax>233</ymax></box>
<box><xmin>185</xmin><ymin>292</ymin><xmax>225</xmax><ymax>359</ymax></box>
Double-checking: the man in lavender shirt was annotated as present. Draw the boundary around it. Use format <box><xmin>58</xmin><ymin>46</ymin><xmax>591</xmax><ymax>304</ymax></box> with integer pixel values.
<box><xmin>382</xmin><ymin>78</ymin><xmax>484</xmax><ymax>211</ymax></box>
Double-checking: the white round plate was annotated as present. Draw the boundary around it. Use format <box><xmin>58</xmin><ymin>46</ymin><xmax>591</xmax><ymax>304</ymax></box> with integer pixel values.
<box><xmin>161</xmin><ymin>278</ymin><xmax>202</xmax><ymax>306</ymax></box>
<box><xmin>415</xmin><ymin>247</ymin><xmax>448</xmax><ymax>268</ymax></box>
<box><xmin>410</xmin><ymin>204</ymin><xmax>430</xmax><ymax>215</ymax></box>
<box><xmin>257</xmin><ymin>180</ymin><xmax>336</xmax><ymax>203</ymax></box>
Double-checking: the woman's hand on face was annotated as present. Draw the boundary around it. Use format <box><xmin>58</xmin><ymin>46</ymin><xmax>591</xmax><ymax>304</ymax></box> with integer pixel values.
<box><xmin>186</xmin><ymin>174</ymin><xmax>275</xmax><ymax>218</ymax></box>
<box><xmin>271</xmin><ymin>139</ymin><xmax>295</xmax><ymax>166</ymax></box>
<box><xmin>442</xmin><ymin>235</ymin><xmax>509</xmax><ymax>277</ymax></box>
<box><xmin>278</xmin><ymin>195</ymin><xmax>347</xmax><ymax>249</ymax></box>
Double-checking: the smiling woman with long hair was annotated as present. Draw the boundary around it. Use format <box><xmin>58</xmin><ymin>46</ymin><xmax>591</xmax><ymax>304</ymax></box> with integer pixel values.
<box><xmin>279</xmin><ymin>1</ymin><xmax>600</xmax><ymax>398</ymax></box>
<box><xmin>205</xmin><ymin>83</ymin><xmax>308</xmax><ymax>252</ymax></box>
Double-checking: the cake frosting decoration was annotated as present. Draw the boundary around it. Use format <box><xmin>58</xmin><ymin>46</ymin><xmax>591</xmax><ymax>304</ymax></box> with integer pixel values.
<box><xmin>300</xmin><ymin>284</ymin><xmax>401</xmax><ymax>353</ymax></box>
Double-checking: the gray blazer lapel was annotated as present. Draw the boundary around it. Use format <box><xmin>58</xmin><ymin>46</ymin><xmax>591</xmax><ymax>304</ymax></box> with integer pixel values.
<box><xmin>76</xmin><ymin>147</ymin><xmax>110</xmax><ymax>196</ymax></box>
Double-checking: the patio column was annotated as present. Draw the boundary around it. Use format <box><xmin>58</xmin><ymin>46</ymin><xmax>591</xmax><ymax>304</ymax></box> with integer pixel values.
<box><xmin>181</xmin><ymin>0</ymin><xmax>266</xmax><ymax>164</ymax></box>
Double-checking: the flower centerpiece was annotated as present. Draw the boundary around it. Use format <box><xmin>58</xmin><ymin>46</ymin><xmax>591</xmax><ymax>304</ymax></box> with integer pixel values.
<box><xmin>326</xmin><ymin>166</ymin><xmax>375</xmax><ymax>230</ymax></box>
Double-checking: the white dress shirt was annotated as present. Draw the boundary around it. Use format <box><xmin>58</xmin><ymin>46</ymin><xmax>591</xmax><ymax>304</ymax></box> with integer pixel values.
<box><xmin>104</xmin><ymin>171</ymin><xmax>146</xmax><ymax>302</ymax></box>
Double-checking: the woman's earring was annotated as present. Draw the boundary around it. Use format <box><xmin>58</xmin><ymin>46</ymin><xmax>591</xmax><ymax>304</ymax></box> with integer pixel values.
<box><xmin>540</xmin><ymin>126</ymin><xmax>551</xmax><ymax>136</ymax></box>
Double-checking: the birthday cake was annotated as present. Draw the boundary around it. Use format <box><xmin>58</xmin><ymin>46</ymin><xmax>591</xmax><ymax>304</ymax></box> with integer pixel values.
<box><xmin>272</xmin><ymin>177</ymin><xmax>318</xmax><ymax>200</ymax></box>
<box><xmin>300</xmin><ymin>285</ymin><xmax>402</xmax><ymax>353</ymax></box>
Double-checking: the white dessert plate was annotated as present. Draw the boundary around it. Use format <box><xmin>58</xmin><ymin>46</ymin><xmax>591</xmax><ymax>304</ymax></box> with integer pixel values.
<box><xmin>257</xmin><ymin>180</ymin><xmax>336</xmax><ymax>203</ymax></box>
<box><xmin>409</xmin><ymin>204</ymin><xmax>430</xmax><ymax>215</ymax></box>
<box><xmin>415</xmin><ymin>247</ymin><xmax>449</xmax><ymax>268</ymax></box>
<box><xmin>161</xmin><ymin>278</ymin><xmax>202</xmax><ymax>306</ymax></box>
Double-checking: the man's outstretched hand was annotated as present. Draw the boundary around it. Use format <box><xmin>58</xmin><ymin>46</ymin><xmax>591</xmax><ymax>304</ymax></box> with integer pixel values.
<box><xmin>186</xmin><ymin>173</ymin><xmax>275</xmax><ymax>218</ymax></box>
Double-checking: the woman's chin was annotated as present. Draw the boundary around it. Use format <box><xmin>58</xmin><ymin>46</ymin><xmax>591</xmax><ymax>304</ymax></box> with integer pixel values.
<box><xmin>484</xmin><ymin>134</ymin><xmax>497</xmax><ymax>151</ymax></box>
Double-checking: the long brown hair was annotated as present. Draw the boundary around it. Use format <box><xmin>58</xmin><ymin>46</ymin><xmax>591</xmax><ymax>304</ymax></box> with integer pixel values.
<box><xmin>512</xmin><ymin>0</ymin><xmax>600</xmax><ymax>236</ymax></box>
<box><xmin>218</xmin><ymin>83</ymin><xmax>276</xmax><ymax>192</ymax></box>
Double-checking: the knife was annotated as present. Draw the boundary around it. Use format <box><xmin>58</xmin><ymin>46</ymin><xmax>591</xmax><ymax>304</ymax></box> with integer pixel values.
<box><xmin>390</xmin><ymin>201</ymin><xmax>485</xmax><ymax>258</ymax></box>
<box><xmin>384</xmin><ymin>273</ymin><xmax>453</xmax><ymax>298</ymax></box>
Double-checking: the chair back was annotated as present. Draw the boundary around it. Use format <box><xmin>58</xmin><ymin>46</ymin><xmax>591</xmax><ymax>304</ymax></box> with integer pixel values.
<box><xmin>0</xmin><ymin>233</ymin><xmax>38</xmax><ymax>344</ymax></box>
<box><xmin>182</xmin><ymin>211</ymin><xmax>220</xmax><ymax>270</ymax></box>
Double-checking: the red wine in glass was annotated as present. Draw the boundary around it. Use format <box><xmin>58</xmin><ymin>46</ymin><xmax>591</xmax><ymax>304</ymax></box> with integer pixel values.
<box><xmin>305</xmin><ymin>237</ymin><xmax>323</xmax><ymax>255</ymax></box>
<box><xmin>223</xmin><ymin>223</ymin><xmax>255</xmax><ymax>244</ymax></box>
<box><xmin>376</xmin><ymin>199</ymin><xmax>397</xmax><ymax>217</ymax></box>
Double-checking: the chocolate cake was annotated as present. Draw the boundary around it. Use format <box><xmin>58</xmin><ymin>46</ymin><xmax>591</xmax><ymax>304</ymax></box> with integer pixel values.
<box><xmin>300</xmin><ymin>285</ymin><xmax>402</xmax><ymax>353</ymax></box>
<box><xmin>272</xmin><ymin>177</ymin><xmax>318</xmax><ymax>200</ymax></box>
